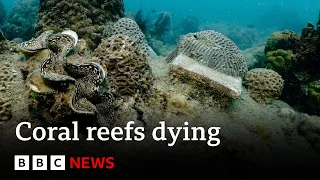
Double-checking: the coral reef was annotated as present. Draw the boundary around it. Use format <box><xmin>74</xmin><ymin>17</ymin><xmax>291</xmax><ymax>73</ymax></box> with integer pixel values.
<box><xmin>93</xmin><ymin>34</ymin><xmax>154</xmax><ymax>99</ymax></box>
<box><xmin>167</xmin><ymin>30</ymin><xmax>248</xmax><ymax>79</ymax></box>
<box><xmin>296</xmin><ymin>27</ymin><xmax>320</xmax><ymax>77</ymax></box>
<box><xmin>307</xmin><ymin>80</ymin><xmax>320</xmax><ymax>100</ymax></box>
<box><xmin>305</xmin><ymin>80</ymin><xmax>320</xmax><ymax>115</ymax></box>
<box><xmin>0</xmin><ymin>2</ymin><xmax>320</xmax><ymax>170</ymax></box>
<box><xmin>262</xmin><ymin>12</ymin><xmax>320</xmax><ymax>115</ymax></box>
<box><xmin>0</xmin><ymin>0</ymin><xmax>6</xmax><ymax>26</ymax></box>
<box><xmin>104</xmin><ymin>18</ymin><xmax>156</xmax><ymax>56</ymax></box>
<box><xmin>264</xmin><ymin>30</ymin><xmax>300</xmax><ymax>54</ymax></box>
<box><xmin>35</xmin><ymin>0</ymin><xmax>124</xmax><ymax>49</ymax></box>
<box><xmin>302</xmin><ymin>22</ymin><xmax>317</xmax><ymax>38</ymax></box>
<box><xmin>245</xmin><ymin>68</ymin><xmax>284</xmax><ymax>104</ymax></box>
<box><xmin>1</xmin><ymin>0</ymin><xmax>39</xmax><ymax>41</ymax></box>
<box><xmin>266</xmin><ymin>49</ymin><xmax>295</xmax><ymax>75</ymax></box>
<box><xmin>2</xmin><ymin>33</ymin><xmax>320</xmax><ymax>170</ymax></box>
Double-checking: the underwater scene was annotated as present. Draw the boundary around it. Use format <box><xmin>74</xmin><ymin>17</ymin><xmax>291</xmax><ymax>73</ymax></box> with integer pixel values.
<box><xmin>0</xmin><ymin>0</ymin><xmax>320</xmax><ymax>179</ymax></box>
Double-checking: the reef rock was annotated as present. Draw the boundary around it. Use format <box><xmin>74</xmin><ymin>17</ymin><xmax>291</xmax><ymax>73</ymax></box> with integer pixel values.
<box><xmin>245</xmin><ymin>68</ymin><xmax>284</xmax><ymax>104</ymax></box>
<box><xmin>167</xmin><ymin>30</ymin><xmax>248</xmax><ymax>79</ymax></box>
<box><xmin>278</xmin><ymin>107</ymin><xmax>296</xmax><ymax>121</ymax></box>
<box><xmin>93</xmin><ymin>34</ymin><xmax>154</xmax><ymax>99</ymax></box>
<box><xmin>0</xmin><ymin>98</ymin><xmax>12</xmax><ymax>122</ymax></box>
<box><xmin>297</xmin><ymin>114</ymin><xmax>320</xmax><ymax>154</ymax></box>
<box><xmin>262</xmin><ymin>12</ymin><xmax>320</xmax><ymax>115</ymax></box>
<box><xmin>35</xmin><ymin>0</ymin><xmax>124</xmax><ymax>49</ymax></box>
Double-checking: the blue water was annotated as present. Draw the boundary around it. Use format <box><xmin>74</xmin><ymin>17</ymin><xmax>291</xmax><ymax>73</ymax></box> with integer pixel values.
<box><xmin>1</xmin><ymin>0</ymin><xmax>319</xmax><ymax>36</ymax></box>
<box><xmin>124</xmin><ymin>0</ymin><xmax>320</xmax><ymax>33</ymax></box>
<box><xmin>2</xmin><ymin>0</ymin><xmax>14</xmax><ymax>13</ymax></box>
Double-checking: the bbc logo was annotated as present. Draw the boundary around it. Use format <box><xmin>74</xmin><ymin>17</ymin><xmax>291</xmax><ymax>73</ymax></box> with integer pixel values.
<box><xmin>14</xmin><ymin>155</ymin><xmax>65</xmax><ymax>170</ymax></box>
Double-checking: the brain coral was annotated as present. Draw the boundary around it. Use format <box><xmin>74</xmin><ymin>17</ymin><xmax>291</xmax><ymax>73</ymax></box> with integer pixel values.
<box><xmin>167</xmin><ymin>30</ymin><xmax>248</xmax><ymax>78</ymax></box>
<box><xmin>35</xmin><ymin>0</ymin><xmax>124</xmax><ymax>48</ymax></box>
<box><xmin>104</xmin><ymin>18</ymin><xmax>155</xmax><ymax>56</ymax></box>
<box><xmin>93</xmin><ymin>34</ymin><xmax>153</xmax><ymax>98</ymax></box>
<box><xmin>246</xmin><ymin>68</ymin><xmax>284</xmax><ymax>104</ymax></box>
